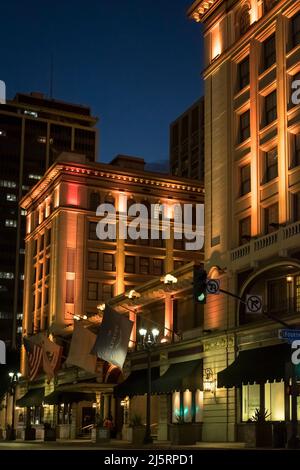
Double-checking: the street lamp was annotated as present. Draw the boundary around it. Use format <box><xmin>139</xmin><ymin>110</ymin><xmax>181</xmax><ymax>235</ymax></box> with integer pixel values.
<box><xmin>138</xmin><ymin>327</ymin><xmax>160</xmax><ymax>444</ymax></box>
<box><xmin>7</xmin><ymin>371</ymin><xmax>21</xmax><ymax>440</ymax></box>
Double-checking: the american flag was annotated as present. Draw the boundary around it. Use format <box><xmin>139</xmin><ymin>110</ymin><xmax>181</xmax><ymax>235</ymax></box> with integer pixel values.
<box><xmin>23</xmin><ymin>335</ymin><xmax>43</xmax><ymax>381</ymax></box>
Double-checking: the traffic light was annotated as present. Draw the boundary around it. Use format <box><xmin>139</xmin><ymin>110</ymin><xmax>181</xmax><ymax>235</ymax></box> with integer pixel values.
<box><xmin>193</xmin><ymin>266</ymin><xmax>207</xmax><ymax>304</ymax></box>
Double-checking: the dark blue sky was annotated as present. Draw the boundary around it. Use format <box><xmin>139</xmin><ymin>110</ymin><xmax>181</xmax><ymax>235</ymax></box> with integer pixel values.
<box><xmin>1</xmin><ymin>0</ymin><xmax>204</xmax><ymax>164</ymax></box>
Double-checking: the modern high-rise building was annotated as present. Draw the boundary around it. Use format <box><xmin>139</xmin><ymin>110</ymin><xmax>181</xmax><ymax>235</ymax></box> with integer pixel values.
<box><xmin>0</xmin><ymin>92</ymin><xmax>98</xmax><ymax>346</ymax></box>
<box><xmin>169</xmin><ymin>97</ymin><xmax>205</xmax><ymax>181</ymax></box>
<box><xmin>188</xmin><ymin>0</ymin><xmax>300</xmax><ymax>443</ymax></box>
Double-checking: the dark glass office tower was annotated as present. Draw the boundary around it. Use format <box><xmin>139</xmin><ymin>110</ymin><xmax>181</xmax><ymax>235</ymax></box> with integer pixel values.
<box><xmin>0</xmin><ymin>92</ymin><xmax>98</xmax><ymax>347</ymax></box>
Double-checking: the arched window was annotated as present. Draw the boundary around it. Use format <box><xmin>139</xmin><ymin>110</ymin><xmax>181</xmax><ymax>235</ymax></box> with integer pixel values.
<box><xmin>89</xmin><ymin>192</ymin><xmax>100</xmax><ymax>212</ymax></box>
<box><xmin>240</xmin><ymin>5</ymin><xmax>250</xmax><ymax>36</ymax></box>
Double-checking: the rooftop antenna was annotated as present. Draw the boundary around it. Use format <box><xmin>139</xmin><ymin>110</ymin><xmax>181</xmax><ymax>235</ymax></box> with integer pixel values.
<box><xmin>49</xmin><ymin>53</ymin><xmax>54</xmax><ymax>99</ymax></box>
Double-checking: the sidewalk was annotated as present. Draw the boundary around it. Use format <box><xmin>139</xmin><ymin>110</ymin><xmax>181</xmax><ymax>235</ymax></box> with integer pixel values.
<box><xmin>0</xmin><ymin>438</ymin><xmax>248</xmax><ymax>450</ymax></box>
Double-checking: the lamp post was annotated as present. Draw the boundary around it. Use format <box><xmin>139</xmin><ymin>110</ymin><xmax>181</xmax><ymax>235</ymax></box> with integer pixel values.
<box><xmin>139</xmin><ymin>327</ymin><xmax>159</xmax><ymax>444</ymax></box>
<box><xmin>7</xmin><ymin>371</ymin><xmax>21</xmax><ymax>440</ymax></box>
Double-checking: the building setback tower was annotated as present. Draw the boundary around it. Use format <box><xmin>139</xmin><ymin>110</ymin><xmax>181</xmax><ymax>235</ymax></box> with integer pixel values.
<box><xmin>170</xmin><ymin>97</ymin><xmax>205</xmax><ymax>181</ymax></box>
<box><xmin>0</xmin><ymin>92</ymin><xmax>98</xmax><ymax>346</ymax></box>
<box><xmin>189</xmin><ymin>0</ymin><xmax>300</xmax><ymax>442</ymax></box>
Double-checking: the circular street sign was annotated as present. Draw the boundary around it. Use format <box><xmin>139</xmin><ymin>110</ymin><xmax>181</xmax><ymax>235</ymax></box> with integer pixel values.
<box><xmin>206</xmin><ymin>279</ymin><xmax>220</xmax><ymax>295</ymax></box>
<box><xmin>246</xmin><ymin>295</ymin><xmax>263</xmax><ymax>314</ymax></box>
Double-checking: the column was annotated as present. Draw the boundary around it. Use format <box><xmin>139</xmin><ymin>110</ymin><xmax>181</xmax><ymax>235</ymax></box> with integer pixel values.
<box><xmin>157</xmin><ymin>395</ymin><xmax>169</xmax><ymax>441</ymax></box>
<box><xmin>129</xmin><ymin>309</ymin><xmax>136</xmax><ymax>348</ymax></box>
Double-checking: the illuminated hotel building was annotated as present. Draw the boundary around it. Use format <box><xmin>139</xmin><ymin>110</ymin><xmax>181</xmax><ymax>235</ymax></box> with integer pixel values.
<box><xmin>0</xmin><ymin>92</ymin><xmax>97</xmax><ymax>346</ymax></box>
<box><xmin>14</xmin><ymin>152</ymin><xmax>204</xmax><ymax>438</ymax></box>
<box><xmin>188</xmin><ymin>0</ymin><xmax>300</xmax><ymax>443</ymax></box>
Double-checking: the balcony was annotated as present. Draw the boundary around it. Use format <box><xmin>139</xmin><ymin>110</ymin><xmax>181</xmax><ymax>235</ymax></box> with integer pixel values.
<box><xmin>231</xmin><ymin>220</ymin><xmax>300</xmax><ymax>269</ymax></box>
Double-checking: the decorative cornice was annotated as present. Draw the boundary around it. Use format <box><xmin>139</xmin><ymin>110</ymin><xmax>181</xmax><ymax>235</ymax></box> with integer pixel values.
<box><xmin>20</xmin><ymin>161</ymin><xmax>204</xmax><ymax>209</ymax></box>
<box><xmin>188</xmin><ymin>0</ymin><xmax>222</xmax><ymax>22</ymax></box>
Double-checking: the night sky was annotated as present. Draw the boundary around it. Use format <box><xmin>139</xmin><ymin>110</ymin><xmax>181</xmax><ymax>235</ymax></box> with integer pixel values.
<box><xmin>1</xmin><ymin>0</ymin><xmax>204</xmax><ymax>164</ymax></box>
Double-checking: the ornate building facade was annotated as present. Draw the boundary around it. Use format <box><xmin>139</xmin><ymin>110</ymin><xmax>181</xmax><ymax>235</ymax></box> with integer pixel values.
<box><xmin>188</xmin><ymin>0</ymin><xmax>300</xmax><ymax>442</ymax></box>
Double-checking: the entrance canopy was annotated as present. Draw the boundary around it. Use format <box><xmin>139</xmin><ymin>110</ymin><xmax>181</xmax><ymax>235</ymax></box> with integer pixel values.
<box><xmin>114</xmin><ymin>367</ymin><xmax>160</xmax><ymax>398</ymax></box>
<box><xmin>44</xmin><ymin>390</ymin><xmax>96</xmax><ymax>404</ymax></box>
<box><xmin>152</xmin><ymin>360</ymin><xmax>203</xmax><ymax>393</ymax></box>
<box><xmin>16</xmin><ymin>387</ymin><xmax>45</xmax><ymax>407</ymax></box>
<box><xmin>217</xmin><ymin>343</ymin><xmax>296</xmax><ymax>388</ymax></box>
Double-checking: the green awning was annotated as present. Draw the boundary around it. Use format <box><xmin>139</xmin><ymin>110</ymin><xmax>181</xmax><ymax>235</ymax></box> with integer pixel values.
<box><xmin>152</xmin><ymin>360</ymin><xmax>203</xmax><ymax>393</ymax></box>
<box><xmin>16</xmin><ymin>387</ymin><xmax>45</xmax><ymax>407</ymax></box>
<box><xmin>217</xmin><ymin>343</ymin><xmax>296</xmax><ymax>388</ymax></box>
<box><xmin>114</xmin><ymin>367</ymin><xmax>160</xmax><ymax>398</ymax></box>
<box><xmin>44</xmin><ymin>391</ymin><xmax>96</xmax><ymax>405</ymax></box>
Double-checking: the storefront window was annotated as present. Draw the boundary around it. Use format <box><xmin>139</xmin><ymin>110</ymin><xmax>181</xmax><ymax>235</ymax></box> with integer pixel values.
<box><xmin>172</xmin><ymin>389</ymin><xmax>203</xmax><ymax>423</ymax></box>
<box><xmin>183</xmin><ymin>390</ymin><xmax>192</xmax><ymax>423</ymax></box>
<box><xmin>264</xmin><ymin>381</ymin><xmax>285</xmax><ymax>421</ymax></box>
<box><xmin>242</xmin><ymin>384</ymin><xmax>260</xmax><ymax>421</ymax></box>
<box><xmin>172</xmin><ymin>392</ymin><xmax>181</xmax><ymax>423</ymax></box>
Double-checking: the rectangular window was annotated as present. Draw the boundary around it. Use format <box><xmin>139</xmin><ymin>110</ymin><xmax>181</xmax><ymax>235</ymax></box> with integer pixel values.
<box><xmin>103</xmin><ymin>253</ymin><xmax>114</xmax><ymax>271</ymax></box>
<box><xmin>240</xmin><ymin>164</ymin><xmax>251</xmax><ymax>196</ymax></box>
<box><xmin>242</xmin><ymin>384</ymin><xmax>260</xmax><ymax>421</ymax></box>
<box><xmin>265</xmin><ymin>202</ymin><xmax>279</xmax><ymax>233</ymax></box>
<box><xmin>140</xmin><ymin>257</ymin><xmax>150</xmax><ymax>275</ymax></box>
<box><xmin>88</xmin><ymin>252</ymin><xmax>98</xmax><ymax>270</ymax></box>
<box><xmin>239</xmin><ymin>110</ymin><xmax>250</xmax><ymax>143</ymax></box>
<box><xmin>87</xmin><ymin>282</ymin><xmax>98</xmax><ymax>301</ymax></box>
<box><xmin>125</xmin><ymin>256</ymin><xmax>135</xmax><ymax>273</ymax></box>
<box><xmin>265</xmin><ymin>382</ymin><xmax>285</xmax><ymax>421</ymax></box>
<box><xmin>88</xmin><ymin>222</ymin><xmax>98</xmax><ymax>240</ymax></box>
<box><xmin>265</xmin><ymin>147</ymin><xmax>278</xmax><ymax>182</ymax></box>
<box><xmin>292</xmin><ymin>134</ymin><xmax>300</xmax><ymax>168</ymax></box>
<box><xmin>5</xmin><ymin>219</ymin><xmax>17</xmax><ymax>228</ymax></box>
<box><xmin>239</xmin><ymin>216</ymin><xmax>251</xmax><ymax>245</ymax></box>
<box><xmin>45</xmin><ymin>258</ymin><xmax>50</xmax><ymax>276</ymax></box>
<box><xmin>265</xmin><ymin>91</ymin><xmax>277</xmax><ymax>126</ymax></box>
<box><xmin>66</xmin><ymin>279</ymin><xmax>74</xmax><ymax>303</ymax></box>
<box><xmin>263</xmin><ymin>34</ymin><xmax>276</xmax><ymax>70</ymax></box>
<box><xmin>46</xmin><ymin>228</ymin><xmax>51</xmax><ymax>246</ymax></box>
<box><xmin>268</xmin><ymin>278</ymin><xmax>287</xmax><ymax>314</ymax></box>
<box><xmin>102</xmin><ymin>283</ymin><xmax>113</xmax><ymax>301</ymax></box>
<box><xmin>293</xmin><ymin>192</ymin><xmax>300</xmax><ymax>222</ymax></box>
<box><xmin>153</xmin><ymin>258</ymin><xmax>164</xmax><ymax>276</ymax></box>
<box><xmin>292</xmin><ymin>12</ymin><xmax>300</xmax><ymax>48</ymax></box>
<box><xmin>238</xmin><ymin>56</ymin><xmax>250</xmax><ymax>90</ymax></box>
<box><xmin>6</xmin><ymin>194</ymin><xmax>17</xmax><ymax>202</ymax></box>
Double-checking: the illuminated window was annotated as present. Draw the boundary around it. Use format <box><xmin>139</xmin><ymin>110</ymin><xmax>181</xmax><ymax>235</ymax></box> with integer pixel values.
<box><xmin>292</xmin><ymin>12</ymin><xmax>300</xmax><ymax>48</ymax></box>
<box><xmin>239</xmin><ymin>110</ymin><xmax>250</xmax><ymax>143</ymax></box>
<box><xmin>240</xmin><ymin>164</ymin><xmax>251</xmax><ymax>196</ymax></box>
<box><xmin>5</xmin><ymin>219</ymin><xmax>17</xmax><ymax>228</ymax></box>
<box><xmin>239</xmin><ymin>216</ymin><xmax>251</xmax><ymax>245</ymax></box>
<box><xmin>262</xmin><ymin>34</ymin><xmax>276</xmax><ymax>71</ymax></box>
<box><xmin>242</xmin><ymin>384</ymin><xmax>260</xmax><ymax>421</ymax></box>
<box><xmin>6</xmin><ymin>194</ymin><xmax>16</xmax><ymax>202</ymax></box>
<box><xmin>21</xmin><ymin>209</ymin><xmax>27</xmax><ymax>216</ymax></box>
<box><xmin>172</xmin><ymin>392</ymin><xmax>181</xmax><ymax>423</ymax></box>
<box><xmin>264</xmin><ymin>147</ymin><xmax>278</xmax><ymax>182</ymax></box>
<box><xmin>264</xmin><ymin>91</ymin><xmax>277</xmax><ymax>126</ymax></box>
<box><xmin>0</xmin><ymin>180</ymin><xmax>16</xmax><ymax>188</ymax></box>
<box><xmin>265</xmin><ymin>381</ymin><xmax>285</xmax><ymax>421</ymax></box>
<box><xmin>0</xmin><ymin>272</ymin><xmax>14</xmax><ymax>279</ymax></box>
<box><xmin>28</xmin><ymin>174</ymin><xmax>42</xmax><ymax>181</ymax></box>
<box><xmin>238</xmin><ymin>56</ymin><xmax>250</xmax><ymax>91</ymax></box>
<box><xmin>265</xmin><ymin>202</ymin><xmax>279</xmax><ymax>234</ymax></box>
